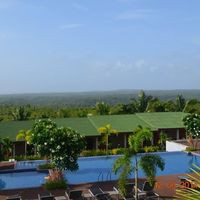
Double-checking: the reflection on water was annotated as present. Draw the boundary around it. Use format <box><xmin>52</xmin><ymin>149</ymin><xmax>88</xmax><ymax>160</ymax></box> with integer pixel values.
<box><xmin>0</xmin><ymin>178</ymin><xmax>6</xmax><ymax>189</ymax></box>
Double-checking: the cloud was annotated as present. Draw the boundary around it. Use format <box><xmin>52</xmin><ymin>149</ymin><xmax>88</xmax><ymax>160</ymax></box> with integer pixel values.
<box><xmin>72</xmin><ymin>3</ymin><xmax>88</xmax><ymax>11</ymax></box>
<box><xmin>59</xmin><ymin>23</ymin><xmax>84</xmax><ymax>30</ymax></box>
<box><xmin>116</xmin><ymin>9</ymin><xmax>155</xmax><ymax>20</ymax></box>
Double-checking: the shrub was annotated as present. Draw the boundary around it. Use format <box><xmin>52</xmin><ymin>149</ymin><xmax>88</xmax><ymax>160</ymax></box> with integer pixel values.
<box><xmin>144</xmin><ymin>146</ymin><xmax>160</xmax><ymax>153</ymax></box>
<box><xmin>111</xmin><ymin>148</ymin><xmax>125</xmax><ymax>155</ymax></box>
<box><xmin>185</xmin><ymin>146</ymin><xmax>197</xmax><ymax>152</ymax></box>
<box><xmin>38</xmin><ymin>163</ymin><xmax>55</xmax><ymax>170</ymax></box>
<box><xmin>81</xmin><ymin>150</ymin><xmax>109</xmax><ymax>157</ymax></box>
<box><xmin>81</xmin><ymin>148</ymin><xmax>126</xmax><ymax>157</ymax></box>
<box><xmin>44</xmin><ymin>179</ymin><xmax>67</xmax><ymax>190</ymax></box>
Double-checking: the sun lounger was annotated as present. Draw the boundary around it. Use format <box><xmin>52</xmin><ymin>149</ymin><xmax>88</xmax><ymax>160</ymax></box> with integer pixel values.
<box><xmin>89</xmin><ymin>186</ymin><xmax>112</xmax><ymax>200</ymax></box>
<box><xmin>65</xmin><ymin>190</ymin><xmax>84</xmax><ymax>200</ymax></box>
<box><xmin>38</xmin><ymin>193</ymin><xmax>54</xmax><ymax>200</ymax></box>
<box><xmin>6</xmin><ymin>195</ymin><xmax>22</xmax><ymax>200</ymax></box>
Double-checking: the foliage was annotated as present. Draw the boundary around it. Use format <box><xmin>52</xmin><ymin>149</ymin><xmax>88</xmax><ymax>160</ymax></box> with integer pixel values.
<box><xmin>0</xmin><ymin>137</ymin><xmax>13</xmax><ymax>158</ymax></box>
<box><xmin>146</xmin><ymin>98</ymin><xmax>165</xmax><ymax>112</ymax></box>
<box><xmin>44</xmin><ymin>179</ymin><xmax>67</xmax><ymax>190</ymax></box>
<box><xmin>158</xmin><ymin>132</ymin><xmax>168</xmax><ymax>150</ymax></box>
<box><xmin>183</xmin><ymin>99</ymin><xmax>200</xmax><ymax>114</ymax></box>
<box><xmin>113</xmin><ymin>150</ymin><xmax>133</xmax><ymax>195</ymax></box>
<box><xmin>1</xmin><ymin>91</ymin><xmax>200</xmax><ymax>122</ymax></box>
<box><xmin>16</xmin><ymin>129</ymin><xmax>32</xmax><ymax>143</ymax></box>
<box><xmin>95</xmin><ymin>101</ymin><xmax>110</xmax><ymax>115</ymax></box>
<box><xmin>38</xmin><ymin>163</ymin><xmax>55</xmax><ymax>170</ymax></box>
<box><xmin>176</xmin><ymin>95</ymin><xmax>186</xmax><ymax>112</ymax></box>
<box><xmin>175</xmin><ymin>164</ymin><xmax>200</xmax><ymax>200</ymax></box>
<box><xmin>98</xmin><ymin>124</ymin><xmax>118</xmax><ymax>154</ymax></box>
<box><xmin>44</xmin><ymin>170</ymin><xmax>67</xmax><ymax>190</ymax></box>
<box><xmin>113</xmin><ymin>126</ymin><xmax>165</xmax><ymax>199</ymax></box>
<box><xmin>81</xmin><ymin>148</ymin><xmax>126</xmax><ymax>157</ymax></box>
<box><xmin>16</xmin><ymin>129</ymin><xmax>32</xmax><ymax>157</ymax></box>
<box><xmin>11</xmin><ymin>106</ymin><xmax>31</xmax><ymax>121</ymax></box>
<box><xmin>183</xmin><ymin>113</ymin><xmax>200</xmax><ymax>138</ymax></box>
<box><xmin>128</xmin><ymin>126</ymin><xmax>153</xmax><ymax>152</ymax></box>
<box><xmin>185</xmin><ymin>146</ymin><xmax>197</xmax><ymax>152</ymax></box>
<box><xmin>144</xmin><ymin>146</ymin><xmax>160</xmax><ymax>153</ymax></box>
<box><xmin>139</xmin><ymin>154</ymin><xmax>165</xmax><ymax>186</ymax></box>
<box><xmin>32</xmin><ymin>119</ymin><xmax>85</xmax><ymax>171</ymax></box>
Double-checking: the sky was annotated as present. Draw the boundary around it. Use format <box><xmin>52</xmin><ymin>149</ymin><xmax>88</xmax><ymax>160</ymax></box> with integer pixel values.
<box><xmin>0</xmin><ymin>0</ymin><xmax>200</xmax><ymax>94</ymax></box>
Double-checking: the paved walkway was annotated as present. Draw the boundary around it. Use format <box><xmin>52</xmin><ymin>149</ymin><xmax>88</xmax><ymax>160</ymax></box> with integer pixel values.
<box><xmin>0</xmin><ymin>173</ymin><xmax>186</xmax><ymax>200</ymax></box>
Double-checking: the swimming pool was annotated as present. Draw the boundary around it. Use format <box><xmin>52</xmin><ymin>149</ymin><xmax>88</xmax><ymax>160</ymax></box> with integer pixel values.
<box><xmin>0</xmin><ymin>151</ymin><xmax>200</xmax><ymax>190</ymax></box>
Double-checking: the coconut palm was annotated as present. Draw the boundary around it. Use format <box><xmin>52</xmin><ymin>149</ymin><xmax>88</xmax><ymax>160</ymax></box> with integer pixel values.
<box><xmin>1</xmin><ymin>137</ymin><xmax>13</xmax><ymax>158</ymax></box>
<box><xmin>113</xmin><ymin>126</ymin><xmax>165</xmax><ymax>200</ymax></box>
<box><xmin>175</xmin><ymin>164</ymin><xmax>200</xmax><ymax>200</ymax></box>
<box><xmin>98</xmin><ymin>124</ymin><xmax>117</xmax><ymax>155</ymax></box>
<box><xmin>16</xmin><ymin>129</ymin><xmax>32</xmax><ymax>158</ymax></box>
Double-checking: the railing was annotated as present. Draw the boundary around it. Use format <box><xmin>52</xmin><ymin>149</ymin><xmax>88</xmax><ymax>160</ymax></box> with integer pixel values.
<box><xmin>97</xmin><ymin>171</ymin><xmax>112</xmax><ymax>182</ymax></box>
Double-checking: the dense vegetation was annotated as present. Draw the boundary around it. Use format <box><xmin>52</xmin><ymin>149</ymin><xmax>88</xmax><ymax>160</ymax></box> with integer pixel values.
<box><xmin>1</xmin><ymin>90</ymin><xmax>200</xmax><ymax>121</ymax></box>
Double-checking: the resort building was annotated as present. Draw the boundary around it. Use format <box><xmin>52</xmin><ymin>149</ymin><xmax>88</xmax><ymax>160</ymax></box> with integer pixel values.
<box><xmin>0</xmin><ymin>112</ymin><xmax>187</xmax><ymax>155</ymax></box>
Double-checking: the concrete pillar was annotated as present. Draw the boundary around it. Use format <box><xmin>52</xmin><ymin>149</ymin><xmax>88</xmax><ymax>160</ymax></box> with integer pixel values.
<box><xmin>176</xmin><ymin>129</ymin><xmax>180</xmax><ymax>140</ymax></box>
<box><xmin>95</xmin><ymin>137</ymin><xmax>98</xmax><ymax>150</ymax></box>
<box><xmin>124</xmin><ymin>134</ymin><xmax>127</xmax><ymax>148</ymax></box>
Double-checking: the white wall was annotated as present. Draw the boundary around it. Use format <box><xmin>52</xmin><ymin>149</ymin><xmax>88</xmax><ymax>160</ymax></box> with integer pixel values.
<box><xmin>166</xmin><ymin>140</ymin><xmax>188</xmax><ymax>152</ymax></box>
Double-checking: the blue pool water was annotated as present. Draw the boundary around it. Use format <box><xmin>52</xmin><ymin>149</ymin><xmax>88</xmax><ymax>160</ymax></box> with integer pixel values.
<box><xmin>0</xmin><ymin>151</ymin><xmax>200</xmax><ymax>190</ymax></box>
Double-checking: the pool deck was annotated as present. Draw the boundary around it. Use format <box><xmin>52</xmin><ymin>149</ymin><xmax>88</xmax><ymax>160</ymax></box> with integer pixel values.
<box><xmin>0</xmin><ymin>173</ymin><xmax>186</xmax><ymax>200</ymax></box>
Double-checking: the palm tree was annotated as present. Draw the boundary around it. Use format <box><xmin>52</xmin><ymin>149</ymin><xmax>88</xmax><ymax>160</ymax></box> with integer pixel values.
<box><xmin>1</xmin><ymin>137</ymin><xmax>13</xmax><ymax>158</ymax></box>
<box><xmin>113</xmin><ymin>126</ymin><xmax>165</xmax><ymax>200</ymax></box>
<box><xmin>175</xmin><ymin>164</ymin><xmax>200</xmax><ymax>199</ymax></box>
<box><xmin>98</xmin><ymin>124</ymin><xmax>117</xmax><ymax>155</ymax></box>
<box><xmin>158</xmin><ymin>132</ymin><xmax>168</xmax><ymax>150</ymax></box>
<box><xmin>16</xmin><ymin>129</ymin><xmax>32</xmax><ymax>158</ymax></box>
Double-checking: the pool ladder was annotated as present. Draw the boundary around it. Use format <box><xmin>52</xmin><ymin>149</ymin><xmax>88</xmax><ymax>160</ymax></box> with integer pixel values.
<box><xmin>98</xmin><ymin>171</ymin><xmax>112</xmax><ymax>182</ymax></box>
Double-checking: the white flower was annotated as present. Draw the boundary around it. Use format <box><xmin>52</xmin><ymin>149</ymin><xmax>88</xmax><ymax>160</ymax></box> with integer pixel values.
<box><xmin>44</xmin><ymin>142</ymin><xmax>47</xmax><ymax>145</ymax></box>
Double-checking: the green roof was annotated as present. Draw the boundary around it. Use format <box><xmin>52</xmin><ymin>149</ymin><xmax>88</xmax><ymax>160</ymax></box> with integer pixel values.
<box><xmin>88</xmin><ymin>114</ymin><xmax>153</xmax><ymax>132</ymax></box>
<box><xmin>0</xmin><ymin>112</ymin><xmax>187</xmax><ymax>140</ymax></box>
<box><xmin>136</xmin><ymin>112</ymin><xmax>187</xmax><ymax>129</ymax></box>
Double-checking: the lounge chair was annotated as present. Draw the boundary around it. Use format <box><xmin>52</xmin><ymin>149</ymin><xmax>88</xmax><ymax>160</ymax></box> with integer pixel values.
<box><xmin>38</xmin><ymin>193</ymin><xmax>54</xmax><ymax>200</ymax></box>
<box><xmin>6</xmin><ymin>195</ymin><xmax>22</xmax><ymax>200</ymax></box>
<box><xmin>137</xmin><ymin>181</ymin><xmax>159</xmax><ymax>199</ymax></box>
<box><xmin>65</xmin><ymin>190</ymin><xmax>84</xmax><ymax>200</ymax></box>
<box><xmin>89</xmin><ymin>186</ymin><xmax>112</xmax><ymax>200</ymax></box>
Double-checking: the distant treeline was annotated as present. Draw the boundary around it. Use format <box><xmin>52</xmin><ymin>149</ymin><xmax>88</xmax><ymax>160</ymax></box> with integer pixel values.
<box><xmin>0</xmin><ymin>89</ymin><xmax>200</xmax><ymax>107</ymax></box>
<box><xmin>0</xmin><ymin>90</ymin><xmax>200</xmax><ymax>121</ymax></box>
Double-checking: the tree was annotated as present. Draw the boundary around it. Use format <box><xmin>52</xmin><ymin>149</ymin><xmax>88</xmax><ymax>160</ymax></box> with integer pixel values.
<box><xmin>139</xmin><ymin>154</ymin><xmax>165</xmax><ymax>186</ymax></box>
<box><xmin>95</xmin><ymin>101</ymin><xmax>110</xmax><ymax>115</ymax></box>
<box><xmin>11</xmin><ymin>106</ymin><xmax>31</xmax><ymax>121</ymax></box>
<box><xmin>163</xmin><ymin>100</ymin><xmax>176</xmax><ymax>112</ymax></box>
<box><xmin>137</xmin><ymin>90</ymin><xmax>152</xmax><ymax>112</ymax></box>
<box><xmin>31</xmin><ymin>119</ymin><xmax>85</xmax><ymax>171</ymax></box>
<box><xmin>183</xmin><ymin>99</ymin><xmax>200</xmax><ymax>114</ymax></box>
<box><xmin>176</xmin><ymin>95</ymin><xmax>186</xmax><ymax>112</ymax></box>
<box><xmin>98</xmin><ymin>124</ymin><xmax>117</xmax><ymax>155</ymax></box>
<box><xmin>113</xmin><ymin>126</ymin><xmax>165</xmax><ymax>200</ymax></box>
<box><xmin>146</xmin><ymin>98</ymin><xmax>165</xmax><ymax>112</ymax></box>
<box><xmin>183</xmin><ymin>113</ymin><xmax>200</xmax><ymax>149</ymax></box>
<box><xmin>1</xmin><ymin>137</ymin><xmax>13</xmax><ymax>158</ymax></box>
<box><xmin>16</xmin><ymin>129</ymin><xmax>32</xmax><ymax>158</ymax></box>
<box><xmin>175</xmin><ymin>164</ymin><xmax>200</xmax><ymax>199</ymax></box>
<box><xmin>158</xmin><ymin>132</ymin><xmax>168</xmax><ymax>150</ymax></box>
